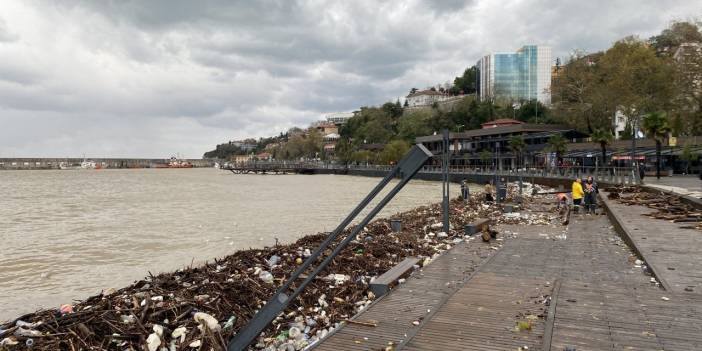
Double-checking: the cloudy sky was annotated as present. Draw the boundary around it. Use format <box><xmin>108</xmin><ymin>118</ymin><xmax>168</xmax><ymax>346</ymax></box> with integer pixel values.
<box><xmin>0</xmin><ymin>0</ymin><xmax>700</xmax><ymax>158</ymax></box>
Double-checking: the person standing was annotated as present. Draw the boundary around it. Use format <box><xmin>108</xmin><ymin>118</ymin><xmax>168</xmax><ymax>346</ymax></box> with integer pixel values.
<box><xmin>460</xmin><ymin>179</ymin><xmax>470</xmax><ymax>201</ymax></box>
<box><xmin>583</xmin><ymin>176</ymin><xmax>597</xmax><ymax>214</ymax></box>
<box><xmin>638</xmin><ymin>162</ymin><xmax>646</xmax><ymax>183</ymax></box>
<box><xmin>572</xmin><ymin>178</ymin><xmax>584</xmax><ymax>213</ymax></box>
<box><xmin>484</xmin><ymin>180</ymin><xmax>494</xmax><ymax>203</ymax></box>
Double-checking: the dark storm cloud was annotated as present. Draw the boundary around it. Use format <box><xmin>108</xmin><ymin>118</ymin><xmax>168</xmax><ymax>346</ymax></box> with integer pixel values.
<box><xmin>0</xmin><ymin>0</ymin><xmax>700</xmax><ymax>157</ymax></box>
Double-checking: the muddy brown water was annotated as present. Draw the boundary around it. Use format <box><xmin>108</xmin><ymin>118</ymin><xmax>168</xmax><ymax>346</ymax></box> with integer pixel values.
<box><xmin>0</xmin><ymin>168</ymin><xmax>479</xmax><ymax>322</ymax></box>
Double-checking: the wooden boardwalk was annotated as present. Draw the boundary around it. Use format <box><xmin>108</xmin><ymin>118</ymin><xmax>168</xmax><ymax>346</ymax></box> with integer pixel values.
<box><xmin>313</xmin><ymin>201</ymin><xmax>702</xmax><ymax>350</ymax></box>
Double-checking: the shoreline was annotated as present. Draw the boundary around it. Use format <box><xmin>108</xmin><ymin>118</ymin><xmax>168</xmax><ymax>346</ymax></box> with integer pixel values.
<box><xmin>0</xmin><ymin>184</ymin><xmax>554</xmax><ymax>350</ymax></box>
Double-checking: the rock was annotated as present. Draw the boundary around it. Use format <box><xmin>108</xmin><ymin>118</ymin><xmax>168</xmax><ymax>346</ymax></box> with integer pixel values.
<box><xmin>634</xmin><ymin>259</ymin><xmax>643</xmax><ymax>265</ymax></box>
<box><xmin>102</xmin><ymin>287</ymin><xmax>117</xmax><ymax>296</ymax></box>
<box><xmin>437</xmin><ymin>232</ymin><xmax>448</xmax><ymax>238</ymax></box>
<box><xmin>295</xmin><ymin>257</ymin><xmax>303</xmax><ymax>264</ymax></box>
<box><xmin>303</xmin><ymin>249</ymin><xmax>311</xmax><ymax>257</ymax></box>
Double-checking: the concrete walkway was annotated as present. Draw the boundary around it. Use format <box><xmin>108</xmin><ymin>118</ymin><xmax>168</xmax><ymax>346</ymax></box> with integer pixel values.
<box><xmin>601</xmin><ymin>192</ymin><xmax>702</xmax><ymax>295</ymax></box>
<box><xmin>644</xmin><ymin>175</ymin><xmax>702</xmax><ymax>199</ymax></box>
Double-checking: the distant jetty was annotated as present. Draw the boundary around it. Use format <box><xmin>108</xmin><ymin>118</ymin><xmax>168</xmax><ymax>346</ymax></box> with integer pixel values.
<box><xmin>0</xmin><ymin>158</ymin><xmax>215</xmax><ymax>170</ymax></box>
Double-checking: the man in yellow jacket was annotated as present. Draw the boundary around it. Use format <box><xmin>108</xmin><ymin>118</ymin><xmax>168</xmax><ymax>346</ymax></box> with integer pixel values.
<box><xmin>572</xmin><ymin>178</ymin><xmax>584</xmax><ymax>212</ymax></box>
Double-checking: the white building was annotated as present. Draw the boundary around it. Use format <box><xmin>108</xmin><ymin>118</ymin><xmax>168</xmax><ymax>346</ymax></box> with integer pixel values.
<box><xmin>476</xmin><ymin>45</ymin><xmax>552</xmax><ymax>105</ymax></box>
<box><xmin>325</xmin><ymin>112</ymin><xmax>355</xmax><ymax>125</ymax></box>
<box><xmin>405</xmin><ymin>90</ymin><xmax>451</xmax><ymax>107</ymax></box>
<box><xmin>613</xmin><ymin>110</ymin><xmax>643</xmax><ymax>140</ymax></box>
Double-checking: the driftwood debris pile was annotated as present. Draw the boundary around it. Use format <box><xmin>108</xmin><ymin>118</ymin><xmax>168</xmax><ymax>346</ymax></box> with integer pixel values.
<box><xmin>1</xmin><ymin>185</ymin><xmax>554</xmax><ymax>351</ymax></box>
<box><xmin>606</xmin><ymin>186</ymin><xmax>702</xmax><ymax>230</ymax></box>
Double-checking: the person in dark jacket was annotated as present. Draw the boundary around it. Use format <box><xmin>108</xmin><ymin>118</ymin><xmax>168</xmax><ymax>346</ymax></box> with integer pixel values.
<box><xmin>460</xmin><ymin>179</ymin><xmax>470</xmax><ymax>201</ymax></box>
<box><xmin>638</xmin><ymin>162</ymin><xmax>646</xmax><ymax>183</ymax></box>
<box><xmin>583</xmin><ymin>176</ymin><xmax>598</xmax><ymax>214</ymax></box>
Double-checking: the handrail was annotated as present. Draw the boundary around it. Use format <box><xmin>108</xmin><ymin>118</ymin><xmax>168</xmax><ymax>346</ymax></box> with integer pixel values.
<box><xmin>224</xmin><ymin>161</ymin><xmax>639</xmax><ymax>185</ymax></box>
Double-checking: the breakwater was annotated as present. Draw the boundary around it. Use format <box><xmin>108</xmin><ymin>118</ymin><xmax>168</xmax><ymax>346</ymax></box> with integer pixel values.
<box><xmin>0</xmin><ymin>158</ymin><xmax>214</xmax><ymax>170</ymax></box>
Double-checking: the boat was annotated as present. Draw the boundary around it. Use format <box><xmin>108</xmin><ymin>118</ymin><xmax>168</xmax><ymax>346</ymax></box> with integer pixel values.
<box><xmin>152</xmin><ymin>157</ymin><xmax>194</xmax><ymax>168</ymax></box>
<box><xmin>59</xmin><ymin>158</ymin><xmax>98</xmax><ymax>170</ymax></box>
<box><xmin>168</xmin><ymin>157</ymin><xmax>193</xmax><ymax>168</ymax></box>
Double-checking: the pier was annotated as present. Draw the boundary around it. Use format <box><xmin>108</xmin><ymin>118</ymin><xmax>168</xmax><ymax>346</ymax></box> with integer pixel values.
<box><xmin>314</xmin><ymin>195</ymin><xmax>702</xmax><ymax>350</ymax></box>
<box><xmin>0</xmin><ymin>158</ymin><xmax>214</xmax><ymax>170</ymax></box>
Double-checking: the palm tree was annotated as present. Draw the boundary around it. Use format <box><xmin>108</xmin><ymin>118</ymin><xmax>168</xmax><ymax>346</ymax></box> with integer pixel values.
<box><xmin>479</xmin><ymin>150</ymin><xmax>492</xmax><ymax>171</ymax></box>
<box><xmin>681</xmin><ymin>144</ymin><xmax>697</xmax><ymax>174</ymax></box>
<box><xmin>590</xmin><ymin>128</ymin><xmax>614</xmax><ymax>167</ymax></box>
<box><xmin>547</xmin><ymin>134</ymin><xmax>568</xmax><ymax>167</ymax></box>
<box><xmin>642</xmin><ymin>112</ymin><xmax>670</xmax><ymax>179</ymax></box>
<box><xmin>509</xmin><ymin>135</ymin><xmax>526</xmax><ymax>170</ymax></box>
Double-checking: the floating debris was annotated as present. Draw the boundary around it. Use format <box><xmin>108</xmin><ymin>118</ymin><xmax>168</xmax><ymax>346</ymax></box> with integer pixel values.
<box><xmin>0</xmin><ymin>184</ymin><xmax>556</xmax><ymax>350</ymax></box>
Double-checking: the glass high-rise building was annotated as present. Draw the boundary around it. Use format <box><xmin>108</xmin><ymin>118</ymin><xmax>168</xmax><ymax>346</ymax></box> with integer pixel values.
<box><xmin>476</xmin><ymin>45</ymin><xmax>552</xmax><ymax>105</ymax></box>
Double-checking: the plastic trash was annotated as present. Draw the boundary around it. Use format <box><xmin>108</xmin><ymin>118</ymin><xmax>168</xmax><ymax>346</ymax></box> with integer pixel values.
<box><xmin>120</xmin><ymin>314</ymin><xmax>136</xmax><ymax>324</ymax></box>
<box><xmin>0</xmin><ymin>337</ymin><xmax>19</xmax><ymax>346</ymax></box>
<box><xmin>26</xmin><ymin>338</ymin><xmax>34</xmax><ymax>347</ymax></box>
<box><xmin>59</xmin><ymin>304</ymin><xmax>74</xmax><ymax>315</ymax></box>
<box><xmin>289</xmin><ymin>326</ymin><xmax>301</xmax><ymax>339</ymax></box>
<box><xmin>303</xmin><ymin>249</ymin><xmax>311</xmax><ymax>257</ymax></box>
<box><xmin>172</xmin><ymin>326</ymin><xmax>187</xmax><ymax>343</ymax></box>
<box><xmin>189</xmin><ymin>340</ymin><xmax>201</xmax><ymax>347</ymax></box>
<box><xmin>193</xmin><ymin>312</ymin><xmax>221</xmax><ymax>332</ymax></box>
<box><xmin>146</xmin><ymin>332</ymin><xmax>161</xmax><ymax>351</ymax></box>
<box><xmin>15</xmin><ymin>328</ymin><xmax>42</xmax><ymax>337</ymax></box>
<box><xmin>16</xmin><ymin>320</ymin><xmax>41</xmax><ymax>329</ymax></box>
<box><xmin>267</xmin><ymin>255</ymin><xmax>281</xmax><ymax>267</ymax></box>
<box><xmin>259</xmin><ymin>271</ymin><xmax>274</xmax><ymax>284</ymax></box>
<box><xmin>152</xmin><ymin>324</ymin><xmax>163</xmax><ymax>337</ymax></box>
<box><xmin>222</xmin><ymin>316</ymin><xmax>236</xmax><ymax>331</ymax></box>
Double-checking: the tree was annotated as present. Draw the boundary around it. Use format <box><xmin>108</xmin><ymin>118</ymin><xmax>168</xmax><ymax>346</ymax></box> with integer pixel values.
<box><xmin>551</xmin><ymin>51</ymin><xmax>613</xmax><ymax>133</ymax></box>
<box><xmin>479</xmin><ymin>150</ymin><xmax>492</xmax><ymax>170</ymax></box>
<box><xmin>642</xmin><ymin>112</ymin><xmax>670</xmax><ymax>179</ymax></box>
<box><xmin>379</xmin><ymin>140</ymin><xmax>410</xmax><ymax>165</ymax></box>
<box><xmin>650</xmin><ymin>21</ymin><xmax>702</xmax><ymax>56</ymax></box>
<box><xmin>450</xmin><ymin>66</ymin><xmax>477</xmax><ymax>95</ymax></box>
<box><xmin>589</xmin><ymin>128</ymin><xmax>614</xmax><ymax>166</ymax></box>
<box><xmin>335</xmin><ymin>138</ymin><xmax>354</xmax><ymax>166</ymax></box>
<box><xmin>403</xmin><ymin>99</ymin><xmax>409</xmax><ymax>107</ymax></box>
<box><xmin>516</xmin><ymin>99</ymin><xmax>551</xmax><ymax>123</ymax></box>
<box><xmin>547</xmin><ymin>134</ymin><xmax>568</xmax><ymax>165</ymax></box>
<box><xmin>680</xmin><ymin>143</ymin><xmax>698</xmax><ymax>174</ymax></box>
<box><xmin>351</xmin><ymin>150</ymin><xmax>374</xmax><ymax>164</ymax></box>
<box><xmin>508</xmin><ymin>135</ymin><xmax>526</xmax><ymax>169</ymax></box>
<box><xmin>600</xmin><ymin>37</ymin><xmax>675</xmax><ymax>136</ymax></box>
<box><xmin>397</xmin><ymin>110</ymin><xmax>433</xmax><ymax>142</ymax></box>
<box><xmin>382</xmin><ymin>101</ymin><xmax>403</xmax><ymax>119</ymax></box>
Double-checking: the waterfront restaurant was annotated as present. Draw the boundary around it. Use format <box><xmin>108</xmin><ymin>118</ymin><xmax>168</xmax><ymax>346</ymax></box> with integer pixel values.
<box><xmin>415</xmin><ymin>119</ymin><xmax>587</xmax><ymax>169</ymax></box>
<box><xmin>559</xmin><ymin>137</ymin><xmax>702</xmax><ymax>175</ymax></box>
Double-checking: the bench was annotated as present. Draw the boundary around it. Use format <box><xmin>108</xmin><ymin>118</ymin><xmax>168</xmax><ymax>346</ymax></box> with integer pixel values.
<box><xmin>464</xmin><ymin>218</ymin><xmax>491</xmax><ymax>236</ymax></box>
<box><xmin>370</xmin><ymin>257</ymin><xmax>420</xmax><ymax>297</ymax></box>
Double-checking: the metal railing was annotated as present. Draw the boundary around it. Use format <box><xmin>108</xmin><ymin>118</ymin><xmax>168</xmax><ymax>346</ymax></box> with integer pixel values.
<box><xmin>226</xmin><ymin>161</ymin><xmax>639</xmax><ymax>185</ymax></box>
